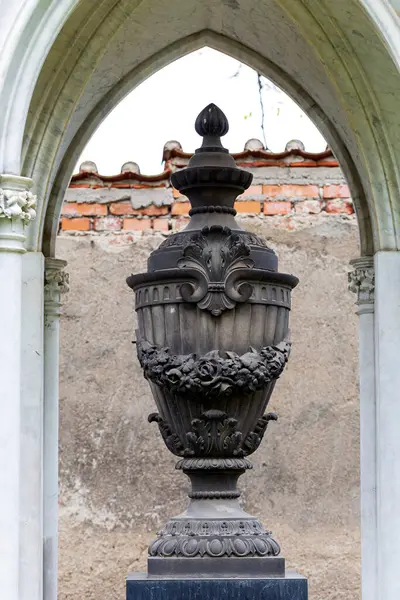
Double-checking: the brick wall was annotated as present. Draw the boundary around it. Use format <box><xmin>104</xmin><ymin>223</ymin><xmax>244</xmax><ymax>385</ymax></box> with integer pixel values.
<box><xmin>61</xmin><ymin>140</ymin><xmax>354</xmax><ymax>234</ymax></box>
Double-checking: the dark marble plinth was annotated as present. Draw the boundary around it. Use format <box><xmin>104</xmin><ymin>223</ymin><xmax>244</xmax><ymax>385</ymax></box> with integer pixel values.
<box><xmin>126</xmin><ymin>572</ymin><xmax>307</xmax><ymax>599</ymax></box>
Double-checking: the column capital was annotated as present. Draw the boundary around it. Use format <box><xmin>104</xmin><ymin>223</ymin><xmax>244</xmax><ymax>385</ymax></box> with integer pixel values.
<box><xmin>44</xmin><ymin>258</ymin><xmax>69</xmax><ymax>317</ymax></box>
<box><xmin>0</xmin><ymin>175</ymin><xmax>37</xmax><ymax>253</ymax></box>
<box><xmin>348</xmin><ymin>256</ymin><xmax>375</xmax><ymax>310</ymax></box>
<box><xmin>0</xmin><ymin>174</ymin><xmax>36</xmax><ymax>223</ymax></box>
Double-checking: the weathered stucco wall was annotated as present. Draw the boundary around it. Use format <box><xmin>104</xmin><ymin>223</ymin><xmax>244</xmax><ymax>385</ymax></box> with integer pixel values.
<box><xmin>58</xmin><ymin>212</ymin><xmax>361</xmax><ymax>599</ymax></box>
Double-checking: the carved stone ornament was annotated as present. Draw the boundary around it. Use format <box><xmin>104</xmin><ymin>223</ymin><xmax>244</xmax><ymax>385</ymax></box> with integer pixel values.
<box><xmin>158</xmin><ymin>229</ymin><xmax>269</xmax><ymax>250</ymax></box>
<box><xmin>126</xmin><ymin>104</ymin><xmax>299</xmax><ymax>578</ymax></box>
<box><xmin>0</xmin><ymin>188</ymin><xmax>37</xmax><ymax>222</ymax></box>
<box><xmin>44</xmin><ymin>268</ymin><xmax>70</xmax><ymax>296</ymax></box>
<box><xmin>177</xmin><ymin>225</ymin><xmax>254</xmax><ymax>316</ymax></box>
<box><xmin>348</xmin><ymin>261</ymin><xmax>375</xmax><ymax>304</ymax></box>
<box><xmin>137</xmin><ymin>338</ymin><xmax>290</xmax><ymax>398</ymax></box>
<box><xmin>148</xmin><ymin>409</ymin><xmax>278</xmax><ymax>458</ymax></box>
<box><xmin>149</xmin><ymin>519</ymin><xmax>280</xmax><ymax>559</ymax></box>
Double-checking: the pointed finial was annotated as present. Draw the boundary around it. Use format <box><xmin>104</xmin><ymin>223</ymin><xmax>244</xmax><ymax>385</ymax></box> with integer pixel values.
<box><xmin>195</xmin><ymin>104</ymin><xmax>229</xmax><ymax>138</ymax></box>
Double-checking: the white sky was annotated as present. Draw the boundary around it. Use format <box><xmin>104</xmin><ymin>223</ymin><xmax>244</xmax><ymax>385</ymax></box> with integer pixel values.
<box><xmin>77</xmin><ymin>48</ymin><xmax>326</xmax><ymax>176</ymax></box>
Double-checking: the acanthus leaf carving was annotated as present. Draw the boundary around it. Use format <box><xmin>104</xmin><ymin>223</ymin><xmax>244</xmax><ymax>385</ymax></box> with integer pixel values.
<box><xmin>148</xmin><ymin>518</ymin><xmax>281</xmax><ymax>558</ymax></box>
<box><xmin>148</xmin><ymin>409</ymin><xmax>278</xmax><ymax>459</ymax></box>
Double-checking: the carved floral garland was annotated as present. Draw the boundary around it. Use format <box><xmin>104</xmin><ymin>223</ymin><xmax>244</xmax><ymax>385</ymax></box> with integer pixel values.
<box><xmin>137</xmin><ymin>338</ymin><xmax>290</xmax><ymax>398</ymax></box>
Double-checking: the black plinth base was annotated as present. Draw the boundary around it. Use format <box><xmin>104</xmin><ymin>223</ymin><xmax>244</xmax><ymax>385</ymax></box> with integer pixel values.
<box><xmin>148</xmin><ymin>556</ymin><xmax>285</xmax><ymax>578</ymax></box>
<box><xmin>126</xmin><ymin>572</ymin><xmax>307</xmax><ymax>599</ymax></box>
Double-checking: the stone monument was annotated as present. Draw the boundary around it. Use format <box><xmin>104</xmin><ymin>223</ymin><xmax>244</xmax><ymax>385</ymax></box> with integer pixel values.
<box><xmin>126</xmin><ymin>104</ymin><xmax>307</xmax><ymax>599</ymax></box>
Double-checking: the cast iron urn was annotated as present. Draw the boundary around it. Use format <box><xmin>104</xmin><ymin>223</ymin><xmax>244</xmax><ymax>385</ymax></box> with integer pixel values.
<box><xmin>127</xmin><ymin>104</ymin><xmax>298</xmax><ymax>578</ymax></box>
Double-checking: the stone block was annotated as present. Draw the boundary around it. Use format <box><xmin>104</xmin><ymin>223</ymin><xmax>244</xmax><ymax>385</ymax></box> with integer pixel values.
<box><xmin>126</xmin><ymin>572</ymin><xmax>307</xmax><ymax>600</ymax></box>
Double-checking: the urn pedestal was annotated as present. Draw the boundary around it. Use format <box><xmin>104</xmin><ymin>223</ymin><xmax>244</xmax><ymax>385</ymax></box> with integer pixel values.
<box><xmin>126</xmin><ymin>572</ymin><xmax>308</xmax><ymax>600</ymax></box>
<box><xmin>127</xmin><ymin>104</ymin><xmax>302</xmax><ymax>588</ymax></box>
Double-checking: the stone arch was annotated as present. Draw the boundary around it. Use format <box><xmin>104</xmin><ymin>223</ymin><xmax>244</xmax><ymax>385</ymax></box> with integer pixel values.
<box><xmin>38</xmin><ymin>30</ymin><xmax>371</xmax><ymax>257</ymax></box>
<box><xmin>2</xmin><ymin>2</ymin><xmax>400</xmax><ymax>600</ymax></box>
<box><xmin>13</xmin><ymin>0</ymin><xmax>400</xmax><ymax>258</ymax></box>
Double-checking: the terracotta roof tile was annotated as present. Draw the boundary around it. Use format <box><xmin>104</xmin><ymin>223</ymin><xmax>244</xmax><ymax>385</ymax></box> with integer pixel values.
<box><xmin>71</xmin><ymin>141</ymin><xmax>338</xmax><ymax>186</ymax></box>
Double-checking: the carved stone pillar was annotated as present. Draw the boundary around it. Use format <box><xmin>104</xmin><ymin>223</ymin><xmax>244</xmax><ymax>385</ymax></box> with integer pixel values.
<box><xmin>43</xmin><ymin>258</ymin><xmax>69</xmax><ymax>600</ymax></box>
<box><xmin>0</xmin><ymin>174</ymin><xmax>36</xmax><ymax>600</ymax></box>
<box><xmin>374</xmin><ymin>250</ymin><xmax>400</xmax><ymax>600</ymax></box>
<box><xmin>348</xmin><ymin>256</ymin><xmax>376</xmax><ymax>600</ymax></box>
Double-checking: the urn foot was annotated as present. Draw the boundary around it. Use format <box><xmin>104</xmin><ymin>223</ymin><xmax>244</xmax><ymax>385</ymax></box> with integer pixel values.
<box><xmin>147</xmin><ymin>461</ymin><xmax>283</xmax><ymax>577</ymax></box>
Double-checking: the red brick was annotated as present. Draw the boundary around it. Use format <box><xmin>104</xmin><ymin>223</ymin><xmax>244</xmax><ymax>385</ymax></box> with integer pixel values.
<box><xmin>242</xmin><ymin>184</ymin><xmax>262</xmax><ymax>196</ymax></box>
<box><xmin>153</xmin><ymin>218</ymin><xmax>169</xmax><ymax>232</ymax></box>
<box><xmin>61</xmin><ymin>217</ymin><xmax>91</xmax><ymax>231</ymax></box>
<box><xmin>175</xmin><ymin>217</ymin><xmax>190</xmax><ymax>231</ymax></box>
<box><xmin>93</xmin><ymin>216</ymin><xmax>122</xmax><ymax>231</ymax></box>
<box><xmin>62</xmin><ymin>202</ymin><xmax>107</xmax><ymax>217</ymax></box>
<box><xmin>171</xmin><ymin>201</ymin><xmax>190</xmax><ymax>216</ymax></box>
<box><xmin>263</xmin><ymin>201</ymin><xmax>292</xmax><ymax>215</ymax></box>
<box><xmin>172</xmin><ymin>187</ymin><xmax>183</xmax><ymax>199</ymax></box>
<box><xmin>294</xmin><ymin>200</ymin><xmax>322</xmax><ymax>214</ymax></box>
<box><xmin>262</xmin><ymin>184</ymin><xmax>319</xmax><ymax>199</ymax></box>
<box><xmin>109</xmin><ymin>202</ymin><xmax>134</xmax><ymax>215</ymax></box>
<box><xmin>325</xmin><ymin>200</ymin><xmax>354</xmax><ymax>215</ymax></box>
<box><xmin>132</xmin><ymin>184</ymin><xmax>166</xmax><ymax>189</ymax></box>
<box><xmin>323</xmin><ymin>184</ymin><xmax>350</xmax><ymax>199</ymax></box>
<box><xmin>109</xmin><ymin>202</ymin><xmax>169</xmax><ymax>216</ymax></box>
<box><xmin>234</xmin><ymin>200</ymin><xmax>261</xmax><ymax>214</ymax></box>
<box><xmin>122</xmin><ymin>218</ymin><xmax>152</xmax><ymax>231</ymax></box>
<box><xmin>141</xmin><ymin>205</ymin><xmax>169</xmax><ymax>217</ymax></box>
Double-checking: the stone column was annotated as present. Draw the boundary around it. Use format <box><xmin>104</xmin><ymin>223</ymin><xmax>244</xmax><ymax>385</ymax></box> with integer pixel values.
<box><xmin>43</xmin><ymin>258</ymin><xmax>69</xmax><ymax>600</ymax></box>
<box><xmin>20</xmin><ymin>251</ymin><xmax>44</xmax><ymax>600</ymax></box>
<box><xmin>374</xmin><ymin>251</ymin><xmax>400</xmax><ymax>600</ymax></box>
<box><xmin>348</xmin><ymin>257</ymin><xmax>376</xmax><ymax>600</ymax></box>
<box><xmin>0</xmin><ymin>175</ymin><xmax>36</xmax><ymax>600</ymax></box>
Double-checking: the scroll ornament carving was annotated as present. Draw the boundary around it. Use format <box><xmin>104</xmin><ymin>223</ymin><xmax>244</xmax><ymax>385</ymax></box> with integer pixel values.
<box><xmin>178</xmin><ymin>225</ymin><xmax>255</xmax><ymax>316</ymax></box>
<box><xmin>0</xmin><ymin>188</ymin><xmax>37</xmax><ymax>222</ymax></box>
<box><xmin>348</xmin><ymin>266</ymin><xmax>374</xmax><ymax>303</ymax></box>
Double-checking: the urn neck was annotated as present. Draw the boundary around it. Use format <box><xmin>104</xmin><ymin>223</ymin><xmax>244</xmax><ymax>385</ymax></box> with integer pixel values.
<box><xmin>171</xmin><ymin>104</ymin><xmax>253</xmax><ymax>215</ymax></box>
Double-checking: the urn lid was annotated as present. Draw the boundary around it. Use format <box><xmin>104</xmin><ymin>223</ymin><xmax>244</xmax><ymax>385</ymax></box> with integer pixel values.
<box><xmin>145</xmin><ymin>104</ymin><xmax>279</xmax><ymax>272</ymax></box>
<box><xmin>171</xmin><ymin>104</ymin><xmax>253</xmax><ymax>205</ymax></box>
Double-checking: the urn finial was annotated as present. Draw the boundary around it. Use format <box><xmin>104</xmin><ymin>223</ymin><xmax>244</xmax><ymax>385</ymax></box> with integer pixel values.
<box><xmin>195</xmin><ymin>103</ymin><xmax>229</xmax><ymax>139</ymax></box>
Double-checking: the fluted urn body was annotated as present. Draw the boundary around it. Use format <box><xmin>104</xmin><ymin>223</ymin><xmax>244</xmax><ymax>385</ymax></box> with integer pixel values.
<box><xmin>127</xmin><ymin>104</ymin><xmax>298</xmax><ymax>578</ymax></box>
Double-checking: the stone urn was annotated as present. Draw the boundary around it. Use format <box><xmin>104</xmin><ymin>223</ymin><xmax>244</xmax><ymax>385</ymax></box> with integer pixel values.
<box><xmin>127</xmin><ymin>104</ymin><xmax>298</xmax><ymax>578</ymax></box>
